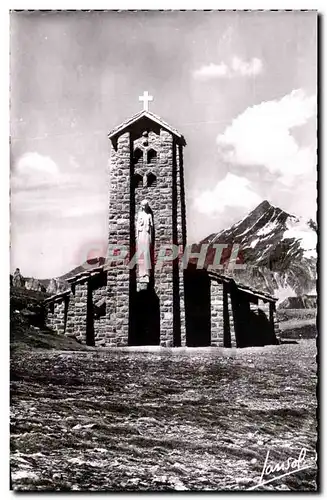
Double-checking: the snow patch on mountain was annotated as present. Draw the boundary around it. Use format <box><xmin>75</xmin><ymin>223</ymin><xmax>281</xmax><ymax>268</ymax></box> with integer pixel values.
<box><xmin>257</xmin><ymin>220</ymin><xmax>279</xmax><ymax>236</ymax></box>
<box><xmin>200</xmin><ymin>200</ymin><xmax>317</xmax><ymax>300</ymax></box>
<box><xmin>250</xmin><ymin>238</ymin><xmax>259</xmax><ymax>248</ymax></box>
<box><xmin>274</xmin><ymin>285</ymin><xmax>298</xmax><ymax>302</ymax></box>
<box><xmin>282</xmin><ymin>217</ymin><xmax>317</xmax><ymax>259</ymax></box>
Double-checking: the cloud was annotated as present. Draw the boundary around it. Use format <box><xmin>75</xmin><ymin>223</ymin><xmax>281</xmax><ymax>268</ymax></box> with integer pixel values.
<box><xmin>194</xmin><ymin>173</ymin><xmax>262</xmax><ymax>215</ymax></box>
<box><xmin>12</xmin><ymin>183</ymin><xmax>107</xmax><ymax>220</ymax></box>
<box><xmin>63</xmin><ymin>198</ymin><xmax>107</xmax><ymax>218</ymax></box>
<box><xmin>216</xmin><ymin>89</ymin><xmax>317</xmax><ymax>185</ymax></box>
<box><xmin>193</xmin><ymin>62</ymin><xmax>229</xmax><ymax>80</ymax></box>
<box><xmin>12</xmin><ymin>152</ymin><xmax>61</xmax><ymax>190</ymax></box>
<box><xmin>231</xmin><ymin>56</ymin><xmax>263</xmax><ymax>76</ymax></box>
<box><xmin>11</xmin><ymin>151</ymin><xmax>108</xmax><ymax>226</ymax></box>
<box><xmin>193</xmin><ymin>57</ymin><xmax>263</xmax><ymax>80</ymax></box>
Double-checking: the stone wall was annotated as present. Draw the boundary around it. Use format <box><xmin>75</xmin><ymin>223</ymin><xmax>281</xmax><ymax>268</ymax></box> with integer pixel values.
<box><xmin>260</xmin><ymin>299</ymin><xmax>279</xmax><ymax>344</ymax></box>
<box><xmin>107</xmin><ymin>131</ymin><xmax>131</xmax><ymax>346</ymax></box>
<box><xmin>74</xmin><ymin>280</ymin><xmax>88</xmax><ymax>343</ymax></box>
<box><xmin>155</xmin><ymin>129</ymin><xmax>174</xmax><ymax>347</ymax></box>
<box><xmin>179</xmin><ymin>267</ymin><xmax>186</xmax><ymax>346</ymax></box>
<box><xmin>210</xmin><ymin>280</ymin><xmax>224</xmax><ymax>347</ymax></box>
<box><xmin>172</xmin><ymin>141</ymin><xmax>185</xmax><ymax>346</ymax></box>
<box><xmin>133</xmin><ymin>129</ymin><xmax>162</xmax><ymax>212</ymax></box>
<box><xmin>94</xmin><ymin>316</ymin><xmax>107</xmax><ymax>346</ymax></box>
<box><xmin>106</xmin><ymin>271</ymin><xmax>117</xmax><ymax>346</ymax></box>
<box><xmin>46</xmin><ymin>303</ymin><xmax>54</xmax><ymax>330</ymax></box>
<box><xmin>226</xmin><ymin>291</ymin><xmax>236</xmax><ymax>347</ymax></box>
<box><xmin>45</xmin><ymin>273</ymin><xmax>111</xmax><ymax>346</ymax></box>
<box><xmin>46</xmin><ymin>297</ymin><xmax>67</xmax><ymax>335</ymax></box>
<box><xmin>106</xmin><ymin>120</ymin><xmax>187</xmax><ymax>347</ymax></box>
<box><xmin>43</xmin><ymin>112</ymin><xmax>279</xmax><ymax>349</ymax></box>
<box><xmin>65</xmin><ymin>287</ymin><xmax>75</xmax><ymax>337</ymax></box>
<box><xmin>51</xmin><ymin>300</ymin><xmax>66</xmax><ymax>335</ymax></box>
<box><xmin>269</xmin><ymin>301</ymin><xmax>280</xmax><ymax>341</ymax></box>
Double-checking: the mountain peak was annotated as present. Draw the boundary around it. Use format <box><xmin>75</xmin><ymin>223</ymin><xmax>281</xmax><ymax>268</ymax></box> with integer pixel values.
<box><xmin>256</xmin><ymin>200</ymin><xmax>272</xmax><ymax>211</ymax></box>
<box><xmin>248</xmin><ymin>200</ymin><xmax>276</xmax><ymax>219</ymax></box>
<box><xmin>201</xmin><ymin>200</ymin><xmax>317</xmax><ymax>299</ymax></box>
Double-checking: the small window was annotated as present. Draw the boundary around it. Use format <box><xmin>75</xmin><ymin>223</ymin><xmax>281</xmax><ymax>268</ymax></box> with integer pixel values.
<box><xmin>133</xmin><ymin>148</ymin><xmax>143</xmax><ymax>165</ymax></box>
<box><xmin>147</xmin><ymin>149</ymin><xmax>157</xmax><ymax>164</ymax></box>
<box><xmin>133</xmin><ymin>173</ymin><xmax>143</xmax><ymax>189</ymax></box>
<box><xmin>147</xmin><ymin>172</ymin><xmax>157</xmax><ymax>188</ymax></box>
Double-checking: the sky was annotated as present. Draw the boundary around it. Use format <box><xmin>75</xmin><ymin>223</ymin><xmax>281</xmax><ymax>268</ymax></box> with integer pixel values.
<box><xmin>10</xmin><ymin>10</ymin><xmax>317</xmax><ymax>279</ymax></box>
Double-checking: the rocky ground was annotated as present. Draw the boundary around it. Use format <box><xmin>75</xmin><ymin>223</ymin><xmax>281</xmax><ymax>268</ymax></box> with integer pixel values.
<box><xmin>276</xmin><ymin>308</ymin><xmax>317</xmax><ymax>322</ymax></box>
<box><xmin>277</xmin><ymin>308</ymin><xmax>317</xmax><ymax>340</ymax></box>
<box><xmin>10</xmin><ymin>340</ymin><xmax>317</xmax><ymax>492</ymax></box>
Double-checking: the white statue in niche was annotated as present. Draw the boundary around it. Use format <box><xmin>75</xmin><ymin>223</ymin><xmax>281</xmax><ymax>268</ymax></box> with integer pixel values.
<box><xmin>136</xmin><ymin>199</ymin><xmax>153</xmax><ymax>283</ymax></box>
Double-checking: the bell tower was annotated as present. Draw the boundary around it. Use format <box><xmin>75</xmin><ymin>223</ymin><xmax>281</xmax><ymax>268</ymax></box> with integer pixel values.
<box><xmin>106</xmin><ymin>93</ymin><xmax>187</xmax><ymax>347</ymax></box>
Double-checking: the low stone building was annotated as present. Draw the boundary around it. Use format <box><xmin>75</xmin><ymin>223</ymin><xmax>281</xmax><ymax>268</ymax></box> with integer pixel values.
<box><xmin>45</xmin><ymin>265</ymin><xmax>278</xmax><ymax>348</ymax></box>
<box><xmin>45</xmin><ymin>98</ymin><xmax>279</xmax><ymax>348</ymax></box>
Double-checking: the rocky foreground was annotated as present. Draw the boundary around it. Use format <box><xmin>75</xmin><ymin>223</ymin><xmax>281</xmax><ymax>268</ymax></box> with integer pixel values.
<box><xmin>11</xmin><ymin>341</ymin><xmax>317</xmax><ymax>491</ymax></box>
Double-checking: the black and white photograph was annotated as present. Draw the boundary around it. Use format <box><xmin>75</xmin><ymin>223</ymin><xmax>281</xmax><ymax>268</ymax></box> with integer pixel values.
<box><xmin>10</xmin><ymin>9</ymin><xmax>318</xmax><ymax>492</ymax></box>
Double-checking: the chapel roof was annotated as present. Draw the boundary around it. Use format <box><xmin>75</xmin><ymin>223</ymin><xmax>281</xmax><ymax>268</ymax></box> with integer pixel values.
<box><xmin>44</xmin><ymin>265</ymin><xmax>277</xmax><ymax>304</ymax></box>
<box><xmin>207</xmin><ymin>270</ymin><xmax>277</xmax><ymax>303</ymax></box>
<box><xmin>107</xmin><ymin>110</ymin><xmax>185</xmax><ymax>143</ymax></box>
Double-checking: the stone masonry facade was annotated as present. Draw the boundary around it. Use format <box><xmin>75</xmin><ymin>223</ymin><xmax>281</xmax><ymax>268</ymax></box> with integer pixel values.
<box><xmin>45</xmin><ymin>110</ymin><xmax>279</xmax><ymax>348</ymax></box>
<box><xmin>103</xmin><ymin>115</ymin><xmax>187</xmax><ymax>347</ymax></box>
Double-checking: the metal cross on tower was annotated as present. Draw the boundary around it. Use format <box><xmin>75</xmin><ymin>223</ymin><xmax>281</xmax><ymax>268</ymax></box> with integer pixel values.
<box><xmin>139</xmin><ymin>91</ymin><xmax>153</xmax><ymax>111</ymax></box>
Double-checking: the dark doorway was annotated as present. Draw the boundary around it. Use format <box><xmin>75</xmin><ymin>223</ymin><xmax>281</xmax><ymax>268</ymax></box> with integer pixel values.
<box><xmin>231</xmin><ymin>288</ymin><xmax>276</xmax><ymax>347</ymax></box>
<box><xmin>131</xmin><ymin>288</ymin><xmax>160</xmax><ymax>345</ymax></box>
<box><xmin>184</xmin><ymin>268</ymin><xmax>211</xmax><ymax>346</ymax></box>
<box><xmin>86</xmin><ymin>273</ymin><xmax>107</xmax><ymax>347</ymax></box>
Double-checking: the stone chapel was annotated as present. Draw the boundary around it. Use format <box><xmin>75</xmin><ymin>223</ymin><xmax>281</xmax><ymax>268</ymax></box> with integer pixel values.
<box><xmin>45</xmin><ymin>94</ymin><xmax>279</xmax><ymax>348</ymax></box>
